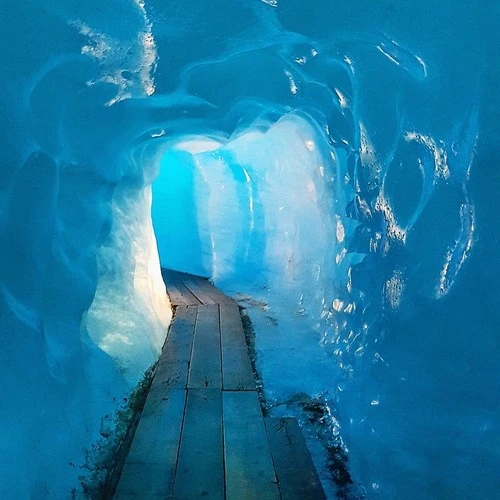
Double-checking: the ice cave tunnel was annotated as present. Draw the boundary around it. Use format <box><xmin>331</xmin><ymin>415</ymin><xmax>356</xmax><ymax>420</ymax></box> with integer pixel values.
<box><xmin>0</xmin><ymin>0</ymin><xmax>498</xmax><ymax>498</ymax></box>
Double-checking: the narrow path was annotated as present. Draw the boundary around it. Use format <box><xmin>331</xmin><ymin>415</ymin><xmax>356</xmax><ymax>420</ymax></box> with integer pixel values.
<box><xmin>114</xmin><ymin>269</ymin><xmax>325</xmax><ymax>499</ymax></box>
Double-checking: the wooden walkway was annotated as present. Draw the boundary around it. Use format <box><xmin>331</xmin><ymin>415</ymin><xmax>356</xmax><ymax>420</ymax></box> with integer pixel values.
<box><xmin>114</xmin><ymin>269</ymin><xmax>325</xmax><ymax>499</ymax></box>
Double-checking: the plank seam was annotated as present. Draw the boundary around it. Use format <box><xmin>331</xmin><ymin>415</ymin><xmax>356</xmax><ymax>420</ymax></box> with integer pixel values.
<box><xmin>170</xmin><ymin>388</ymin><xmax>189</xmax><ymax>499</ymax></box>
<box><xmin>175</xmin><ymin>283</ymin><xmax>202</xmax><ymax>305</ymax></box>
<box><xmin>217</xmin><ymin>303</ymin><xmax>223</xmax><ymax>390</ymax></box>
<box><xmin>218</xmin><ymin>304</ymin><xmax>228</xmax><ymax>500</ymax></box>
<box><xmin>166</xmin><ymin>305</ymin><xmax>191</xmax><ymax>499</ymax></box>
<box><xmin>187</xmin><ymin>305</ymin><xmax>198</xmax><ymax>376</ymax></box>
<box><xmin>264</xmin><ymin>420</ymin><xmax>284</xmax><ymax>500</ymax></box>
<box><xmin>183</xmin><ymin>280</ymin><xmax>217</xmax><ymax>305</ymax></box>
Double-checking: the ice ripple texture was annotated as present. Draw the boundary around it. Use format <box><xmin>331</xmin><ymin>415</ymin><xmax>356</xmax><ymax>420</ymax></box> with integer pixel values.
<box><xmin>0</xmin><ymin>0</ymin><xmax>498</xmax><ymax>498</ymax></box>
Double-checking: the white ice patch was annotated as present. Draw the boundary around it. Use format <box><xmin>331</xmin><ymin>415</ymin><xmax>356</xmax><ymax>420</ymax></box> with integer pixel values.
<box><xmin>334</xmin><ymin>87</ymin><xmax>349</xmax><ymax>109</ymax></box>
<box><xmin>72</xmin><ymin>0</ymin><xmax>157</xmax><ymax>106</ymax></box>
<box><xmin>284</xmin><ymin>69</ymin><xmax>299</xmax><ymax>95</ymax></box>
<box><xmin>385</xmin><ymin>269</ymin><xmax>405</xmax><ymax>310</ymax></box>
<box><xmin>376</xmin><ymin>37</ymin><xmax>428</xmax><ymax>80</ymax></box>
<box><xmin>436</xmin><ymin>202</ymin><xmax>475</xmax><ymax>298</ymax></box>
<box><xmin>174</xmin><ymin>138</ymin><xmax>223</xmax><ymax>154</ymax></box>
<box><xmin>375</xmin><ymin>194</ymin><xmax>406</xmax><ymax>246</ymax></box>
<box><xmin>405</xmin><ymin>131</ymin><xmax>450</xmax><ymax>181</ymax></box>
<box><xmin>83</xmin><ymin>184</ymin><xmax>171</xmax><ymax>386</ymax></box>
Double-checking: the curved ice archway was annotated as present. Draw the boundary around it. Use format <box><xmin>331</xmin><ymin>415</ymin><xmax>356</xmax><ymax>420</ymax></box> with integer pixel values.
<box><xmin>0</xmin><ymin>0</ymin><xmax>491</xmax><ymax>497</ymax></box>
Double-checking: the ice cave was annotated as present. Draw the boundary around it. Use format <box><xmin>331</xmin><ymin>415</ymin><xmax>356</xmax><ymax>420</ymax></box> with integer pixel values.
<box><xmin>0</xmin><ymin>0</ymin><xmax>498</xmax><ymax>498</ymax></box>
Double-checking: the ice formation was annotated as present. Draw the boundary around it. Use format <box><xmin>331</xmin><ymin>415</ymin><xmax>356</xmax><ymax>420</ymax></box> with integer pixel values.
<box><xmin>0</xmin><ymin>0</ymin><xmax>497</xmax><ymax>498</ymax></box>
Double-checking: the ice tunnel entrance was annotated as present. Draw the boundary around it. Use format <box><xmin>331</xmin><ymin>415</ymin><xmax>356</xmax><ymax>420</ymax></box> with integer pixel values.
<box><xmin>152</xmin><ymin>138</ymin><xmax>223</xmax><ymax>278</ymax></box>
<box><xmin>150</xmin><ymin>113</ymin><xmax>345</xmax><ymax>405</ymax></box>
<box><xmin>151</xmin><ymin>113</ymin><xmax>341</xmax><ymax>301</ymax></box>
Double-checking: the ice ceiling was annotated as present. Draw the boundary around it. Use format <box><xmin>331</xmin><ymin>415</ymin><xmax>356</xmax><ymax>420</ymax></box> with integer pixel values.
<box><xmin>0</xmin><ymin>0</ymin><xmax>498</xmax><ymax>497</ymax></box>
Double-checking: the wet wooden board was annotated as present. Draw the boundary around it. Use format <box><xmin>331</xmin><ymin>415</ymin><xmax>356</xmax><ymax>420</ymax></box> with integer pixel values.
<box><xmin>163</xmin><ymin>268</ymin><xmax>231</xmax><ymax>305</ymax></box>
<box><xmin>163</xmin><ymin>281</ymin><xmax>191</xmax><ymax>306</ymax></box>
<box><xmin>186</xmin><ymin>277</ymin><xmax>231</xmax><ymax>305</ymax></box>
<box><xmin>173</xmin><ymin>389</ymin><xmax>224</xmax><ymax>499</ymax></box>
<box><xmin>161</xmin><ymin>270</ymin><xmax>198</xmax><ymax>306</ymax></box>
<box><xmin>167</xmin><ymin>280</ymin><xmax>202</xmax><ymax>306</ymax></box>
<box><xmin>114</xmin><ymin>390</ymin><xmax>186</xmax><ymax>499</ymax></box>
<box><xmin>115</xmin><ymin>269</ymin><xmax>326</xmax><ymax>499</ymax></box>
<box><xmin>223</xmin><ymin>391</ymin><xmax>279</xmax><ymax>500</ymax></box>
<box><xmin>183</xmin><ymin>279</ymin><xmax>218</xmax><ymax>305</ymax></box>
<box><xmin>220</xmin><ymin>301</ymin><xmax>254</xmax><ymax>391</ymax></box>
<box><xmin>114</xmin><ymin>462</ymin><xmax>176</xmax><ymax>499</ymax></box>
<box><xmin>153</xmin><ymin>306</ymin><xmax>197</xmax><ymax>391</ymax></box>
<box><xmin>188</xmin><ymin>304</ymin><xmax>222</xmax><ymax>389</ymax></box>
<box><xmin>265</xmin><ymin>417</ymin><xmax>326</xmax><ymax>500</ymax></box>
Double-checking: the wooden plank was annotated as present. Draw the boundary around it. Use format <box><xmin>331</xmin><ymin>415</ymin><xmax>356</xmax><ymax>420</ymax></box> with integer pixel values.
<box><xmin>183</xmin><ymin>279</ymin><xmax>218</xmax><ymax>305</ymax></box>
<box><xmin>173</xmin><ymin>389</ymin><xmax>224</xmax><ymax>499</ymax></box>
<box><xmin>174</xmin><ymin>281</ymin><xmax>203</xmax><ymax>305</ymax></box>
<box><xmin>265</xmin><ymin>417</ymin><xmax>326</xmax><ymax>500</ymax></box>
<box><xmin>207</xmin><ymin>283</ymin><xmax>235</xmax><ymax>304</ymax></box>
<box><xmin>114</xmin><ymin>390</ymin><xmax>187</xmax><ymax>499</ymax></box>
<box><xmin>220</xmin><ymin>301</ymin><xmax>254</xmax><ymax>390</ymax></box>
<box><xmin>161</xmin><ymin>268</ymin><xmax>202</xmax><ymax>306</ymax></box>
<box><xmin>188</xmin><ymin>304</ymin><xmax>222</xmax><ymax>389</ymax></box>
<box><xmin>114</xmin><ymin>462</ymin><xmax>176</xmax><ymax>499</ymax></box>
<box><xmin>161</xmin><ymin>268</ymin><xmax>209</xmax><ymax>283</ymax></box>
<box><xmin>185</xmin><ymin>277</ymin><xmax>232</xmax><ymax>305</ymax></box>
<box><xmin>167</xmin><ymin>280</ymin><xmax>202</xmax><ymax>306</ymax></box>
<box><xmin>151</xmin><ymin>306</ymin><xmax>197</xmax><ymax>392</ymax></box>
<box><xmin>223</xmin><ymin>391</ymin><xmax>279</xmax><ymax>500</ymax></box>
<box><xmin>164</xmin><ymin>281</ymin><xmax>191</xmax><ymax>306</ymax></box>
<box><xmin>161</xmin><ymin>267</ymin><xmax>231</xmax><ymax>305</ymax></box>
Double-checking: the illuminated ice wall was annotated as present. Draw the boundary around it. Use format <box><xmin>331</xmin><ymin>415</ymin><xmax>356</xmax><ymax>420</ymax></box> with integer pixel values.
<box><xmin>0</xmin><ymin>0</ymin><xmax>498</xmax><ymax>497</ymax></box>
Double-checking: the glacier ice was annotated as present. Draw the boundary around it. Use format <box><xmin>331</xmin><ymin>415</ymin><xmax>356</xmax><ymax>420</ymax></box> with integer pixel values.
<box><xmin>0</xmin><ymin>0</ymin><xmax>498</xmax><ymax>498</ymax></box>
<box><xmin>83</xmin><ymin>184</ymin><xmax>171</xmax><ymax>386</ymax></box>
<box><xmin>0</xmin><ymin>0</ymin><xmax>171</xmax><ymax>496</ymax></box>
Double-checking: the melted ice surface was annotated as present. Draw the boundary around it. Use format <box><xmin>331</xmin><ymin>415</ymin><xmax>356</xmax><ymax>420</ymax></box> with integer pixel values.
<box><xmin>0</xmin><ymin>0</ymin><xmax>497</xmax><ymax>497</ymax></box>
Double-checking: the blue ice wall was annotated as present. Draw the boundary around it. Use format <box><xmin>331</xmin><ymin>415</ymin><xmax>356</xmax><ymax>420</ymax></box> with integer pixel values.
<box><xmin>1</xmin><ymin>0</ymin><xmax>498</xmax><ymax>497</ymax></box>
<box><xmin>0</xmin><ymin>0</ymin><xmax>171</xmax><ymax>496</ymax></box>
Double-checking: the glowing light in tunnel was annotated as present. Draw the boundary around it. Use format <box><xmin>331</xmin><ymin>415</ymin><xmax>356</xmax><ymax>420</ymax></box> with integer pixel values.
<box><xmin>152</xmin><ymin>113</ymin><xmax>339</xmax><ymax>295</ymax></box>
